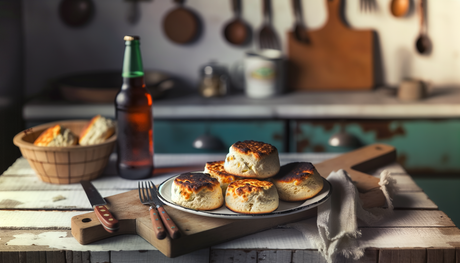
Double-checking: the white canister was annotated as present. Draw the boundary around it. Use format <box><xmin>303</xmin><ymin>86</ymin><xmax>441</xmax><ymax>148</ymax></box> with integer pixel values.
<box><xmin>243</xmin><ymin>49</ymin><xmax>285</xmax><ymax>98</ymax></box>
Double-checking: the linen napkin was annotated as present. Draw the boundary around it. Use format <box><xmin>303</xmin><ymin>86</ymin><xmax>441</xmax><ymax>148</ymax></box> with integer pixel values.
<box><xmin>289</xmin><ymin>169</ymin><xmax>396</xmax><ymax>263</ymax></box>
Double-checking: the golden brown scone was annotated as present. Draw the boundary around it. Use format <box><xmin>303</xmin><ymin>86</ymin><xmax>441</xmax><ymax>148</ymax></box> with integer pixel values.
<box><xmin>171</xmin><ymin>172</ymin><xmax>223</xmax><ymax>211</ymax></box>
<box><xmin>204</xmin><ymin>160</ymin><xmax>242</xmax><ymax>194</ymax></box>
<box><xmin>272</xmin><ymin>162</ymin><xmax>324</xmax><ymax>202</ymax></box>
<box><xmin>225</xmin><ymin>179</ymin><xmax>279</xmax><ymax>214</ymax></box>
<box><xmin>224</xmin><ymin>140</ymin><xmax>280</xmax><ymax>179</ymax></box>
<box><xmin>79</xmin><ymin>115</ymin><xmax>115</xmax><ymax>146</ymax></box>
<box><xmin>34</xmin><ymin>124</ymin><xmax>77</xmax><ymax>147</ymax></box>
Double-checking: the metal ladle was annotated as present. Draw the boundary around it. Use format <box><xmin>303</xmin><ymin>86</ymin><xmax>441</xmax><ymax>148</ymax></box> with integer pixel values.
<box><xmin>415</xmin><ymin>0</ymin><xmax>432</xmax><ymax>55</ymax></box>
<box><xmin>390</xmin><ymin>0</ymin><xmax>409</xmax><ymax>17</ymax></box>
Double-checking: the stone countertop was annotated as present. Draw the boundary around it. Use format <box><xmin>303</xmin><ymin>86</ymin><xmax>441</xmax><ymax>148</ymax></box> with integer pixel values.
<box><xmin>23</xmin><ymin>87</ymin><xmax>460</xmax><ymax>120</ymax></box>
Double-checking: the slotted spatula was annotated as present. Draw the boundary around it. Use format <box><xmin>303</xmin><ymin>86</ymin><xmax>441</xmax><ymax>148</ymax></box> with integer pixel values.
<box><xmin>258</xmin><ymin>0</ymin><xmax>281</xmax><ymax>50</ymax></box>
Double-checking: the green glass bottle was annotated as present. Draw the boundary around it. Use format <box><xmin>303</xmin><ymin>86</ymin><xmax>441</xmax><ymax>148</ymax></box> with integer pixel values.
<box><xmin>115</xmin><ymin>35</ymin><xmax>154</xmax><ymax>179</ymax></box>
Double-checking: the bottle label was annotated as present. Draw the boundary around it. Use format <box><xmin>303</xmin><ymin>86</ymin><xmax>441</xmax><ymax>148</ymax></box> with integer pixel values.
<box><xmin>116</xmin><ymin>109</ymin><xmax>153</xmax><ymax>166</ymax></box>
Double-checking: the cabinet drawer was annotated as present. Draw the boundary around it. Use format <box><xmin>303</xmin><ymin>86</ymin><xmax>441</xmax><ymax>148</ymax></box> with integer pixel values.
<box><xmin>292</xmin><ymin>119</ymin><xmax>460</xmax><ymax>174</ymax></box>
<box><xmin>154</xmin><ymin>120</ymin><xmax>285</xmax><ymax>153</ymax></box>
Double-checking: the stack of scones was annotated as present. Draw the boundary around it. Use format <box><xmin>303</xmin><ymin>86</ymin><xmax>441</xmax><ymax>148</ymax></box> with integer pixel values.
<box><xmin>170</xmin><ymin>140</ymin><xmax>324</xmax><ymax>214</ymax></box>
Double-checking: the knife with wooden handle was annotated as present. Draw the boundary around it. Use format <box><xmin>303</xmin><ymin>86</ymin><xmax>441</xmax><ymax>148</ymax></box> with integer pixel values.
<box><xmin>81</xmin><ymin>181</ymin><xmax>119</xmax><ymax>233</ymax></box>
<box><xmin>148</xmin><ymin>181</ymin><xmax>180</xmax><ymax>239</ymax></box>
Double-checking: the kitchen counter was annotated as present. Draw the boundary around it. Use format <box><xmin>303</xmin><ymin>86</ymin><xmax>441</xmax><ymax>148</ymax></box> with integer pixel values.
<box><xmin>1</xmin><ymin>151</ymin><xmax>459</xmax><ymax>263</ymax></box>
<box><xmin>21</xmin><ymin>88</ymin><xmax>460</xmax><ymax>174</ymax></box>
<box><xmin>23</xmin><ymin>87</ymin><xmax>460</xmax><ymax>120</ymax></box>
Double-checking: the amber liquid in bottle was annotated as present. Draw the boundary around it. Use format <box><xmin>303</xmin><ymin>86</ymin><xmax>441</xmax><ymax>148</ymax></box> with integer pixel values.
<box><xmin>115</xmin><ymin>36</ymin><xmax>154</xmax><ymax>179</ymax></box>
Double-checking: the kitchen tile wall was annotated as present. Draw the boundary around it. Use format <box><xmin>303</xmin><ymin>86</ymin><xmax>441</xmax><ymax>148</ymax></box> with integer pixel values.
<box><xmin>21</xmin><ymin>0</ymin><xmax>460</xmax><ymax>98</ymax></box>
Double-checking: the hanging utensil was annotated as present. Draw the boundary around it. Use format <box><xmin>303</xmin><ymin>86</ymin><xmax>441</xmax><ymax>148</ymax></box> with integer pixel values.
<box><xmin>291</xmin><ymin>0</ymin><xmax>310</xmax><ymax>44</ymax></box>
<box><xmin>126</xmin><ymin>0</ymin><xmax>141</xmax><ymax>25</ymax></box>
<box><xmin>390</xmin><ymin>0</ymin><xmax>410</xmax><ymax>17</ymax></box>
<box><xmin>162</xmin><ymin>0</ymin><xmax>201</xmax><ymax>44</ymax></box>
<box><xmin>257</xmin><ymin>0</ymin><xmax>281</xmax><ymax>50</ymax></box>
<box><xmin>415</xmin><ymin>0</ymin><xmax>432</xmax><ymax>55</ymax></box>
<box><xmin>223</xmin><ymin>0</ymin><xmax>251</xmax><ymax>46</ymax></box>
<box><xmin>360</xmin><ymin>0</ymin><xmax>378</xmax><ymax>12</ymax></box>
<box><xmin>58</xmin><ymin>0</ymin><xmax>95</xmax><ymax>27</ymax></box>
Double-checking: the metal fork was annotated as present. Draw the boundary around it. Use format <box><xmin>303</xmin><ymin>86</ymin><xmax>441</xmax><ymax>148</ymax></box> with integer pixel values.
<box><xmin>138</xmin><ymin>181</ymin><xmax>167</xmax><ymax>240</ymax></box>
<box><xmin>258</xmin><ymin>0</ymin><xmax>281</xmax><ymax>50</ymax></box>
<box><xmin>360</xmin><ymin>0</ymin><xmax>378</xmax><ymax>12</ymax></box>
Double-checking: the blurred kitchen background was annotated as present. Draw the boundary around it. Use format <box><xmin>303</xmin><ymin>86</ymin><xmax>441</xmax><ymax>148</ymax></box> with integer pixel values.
<box><xmin>2</xmin><ymin>0</ymin><xmax>460</xmax><ymax>223</ymax></box>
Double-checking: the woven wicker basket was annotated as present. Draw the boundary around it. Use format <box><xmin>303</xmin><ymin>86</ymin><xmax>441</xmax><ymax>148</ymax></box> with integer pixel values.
<box><xmin>13</xmin><ymin>120</ymin><xmax>116</xmax><ymax>184</ymax></box>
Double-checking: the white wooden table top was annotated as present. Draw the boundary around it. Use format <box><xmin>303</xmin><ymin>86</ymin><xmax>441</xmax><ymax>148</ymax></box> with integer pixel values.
<box><xmin>0</xmin><ymin>153</ymin><xmax>458</xmax><ymax>263</ymax></box>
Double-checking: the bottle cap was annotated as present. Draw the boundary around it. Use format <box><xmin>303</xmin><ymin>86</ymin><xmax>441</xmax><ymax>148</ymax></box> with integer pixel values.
<box><xmin>124</xmin><ymin>36</ymin><xmax>140</xmax><ymax>41</ymax></box>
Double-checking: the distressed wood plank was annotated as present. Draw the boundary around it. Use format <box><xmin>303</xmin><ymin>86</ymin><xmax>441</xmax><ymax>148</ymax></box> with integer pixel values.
<box><xmin>361</xmin><ymin>228</ymin><xmax>460</xmax><ymax>249</ymax></box>
<box><xmin>68</xmin><ymin>250</ymin><xmax>91</xmax><ymax>263</ymax></box>
<box><xmin>2</xmin><ymin>158</ymin><xmax>36</xmax><ymax>176</ymax></box>
<box><xmin>333</xmin><ymin>249</ymin><xmax>378</xmax><ymax>263</ymax></box>
<box><xmin>65</xmin><ymin>251</ymin><xmax>74</xmax><ymax>263</ymax></box>
<box><xmin>1</xmin><ymin>252</ymin><xmax>19</xmax><ymax>263</ymax></box>
<box><xmin>392</xmin><ymin>192</ymin><xmax>438</xmax><ymax>209</ymax></box>
<box><xmin>81</xmin><ymin>251</ymin><xmax>91</xmax><ymax>263</ymax></box>
<box><xmin>2</xmin><ymin>227</ymin><xmax>459</xmax><ymax>254</ymax></box>
<box><xmin>0</xmin><ymin>173</ymin><xmax>174</xmax><ymax>192</ymax></box>
<box><xmin>110</xmin><ymin>249</ymin><xmax>209</xmax><ymax>263</ymax></box>
<box><xmin>362</xmin><ymin>210</ymin><xmax>455</xmax><ymax>228</ymax></box>
<box><xmin>292</xmin><ymin>250</ymin><xmax>327</xmax><ymax>263</ymax></box>
<box><xmin>215</xmin><ymin>227</ymin><xmax>460</xmax><ymax>250</ymax></box>
<box><xmin>212</xmin><ymin>229</ymin><xmax>311</xmax><ymax>250</ymax></box>
<box><xmin>0</xmin><ymin>211</ymin><xmax>85</xmax><ymax>229</ymax></box>
<box><xmin>0</xmin><ymin>189</ymin><xmax>437</xmax><ymax>210</ymax></box>
<box><xmin>379</xmin><ymin>248</ymin><xmax>426</xmax><ymax>263</ymax></box>
<box><xmin>18</xmin><ymin>252</ymin><xmax>26</xmax><ymax>263</ymax></box>
<box><xmin>427</xmin><ymin>248</ymin><xmax>455</xmax><ymax>263</ymax></box>
<box><xmin>45</xmin><ymin>251</ymin><xmax>66</xmax><ymax>263</ymax></box>
<box><xmin>1</xmin><ymin>223</ymin><xmax>458</xmax><ymax>254</ymax></box>
<box><xmin>388</xmin><ymin>174</ymin><xmax>423</xmax><ymax>192</ymax></box>
<box><xmin>0</xmin><ymin>190</ymin><xmax>125</xmax><ymax>210</ymax></box>
<box><xmin>0</xmin><ymin>230</ymin><xmax>155</xmax><ymax>252</ymax></box>
<box><xmin>210</xmin><ymin>250</ymin><xmax>257</xmax><ymax>263</ymax></box>
<box><xmin>1</xmin><ymin>210</ymin><xmax>454</xmax><ymax>231</ymax></box>
<box><xmin>90</xmin><ymin>251</ymin><xmax>110</xmax><ymax>263</ymax></box>
<box><xmin>23</xmin><ymin>251</ymin><xmax>46</xmax><ymax>263</ymax></box>
<box><xmin>258</xmin><ymin>250</ymin><xmax>292</xmax><ymax>263</ymax></box>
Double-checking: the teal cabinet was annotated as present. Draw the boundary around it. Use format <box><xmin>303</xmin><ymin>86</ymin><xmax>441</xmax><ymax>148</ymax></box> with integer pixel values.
<box><xmin>291</xmin><ymin>119</ymin><xmax>460</xmax><ymax>174</ymax></box>
<box><xmin>154</xmin><ymin>120</ymin><xmax>285</xmax><ymax>153</ymax></box>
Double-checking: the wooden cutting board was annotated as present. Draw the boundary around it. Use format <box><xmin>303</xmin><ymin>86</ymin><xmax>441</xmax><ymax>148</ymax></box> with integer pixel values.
<box><xmin>71</xmin><ymin>143</ymin><xmax>395</xmax><ymax>258</ymax></box>
<box><xmin>287</xmin><ymin>0</ymin><xmax>374</xmax><ymax>91</ymax></box>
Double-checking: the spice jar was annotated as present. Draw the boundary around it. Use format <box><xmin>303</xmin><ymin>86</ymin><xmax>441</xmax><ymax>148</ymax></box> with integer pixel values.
<box><xmin>198</xmin><ymin>62</ymin><xmax>228</xmax><ymax>98</ymax></box>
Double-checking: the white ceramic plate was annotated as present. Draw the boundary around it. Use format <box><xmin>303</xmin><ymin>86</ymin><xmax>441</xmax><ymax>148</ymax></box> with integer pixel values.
<box><xmin>157</xmin><ymin>173</ymin><xmax>332</xmax><ymax>219</ymax></box>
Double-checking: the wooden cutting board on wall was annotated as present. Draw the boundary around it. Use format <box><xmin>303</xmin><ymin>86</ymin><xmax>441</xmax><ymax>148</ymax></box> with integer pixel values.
<box><xmin>288</xmin><ymin>0</ymin><xmax>374</xmax><ymax>91</ymax></box>
<box><xmin>71</xmin><ymin>144</ymin><xmax>395</xmax><ymax>258</ymax></box>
